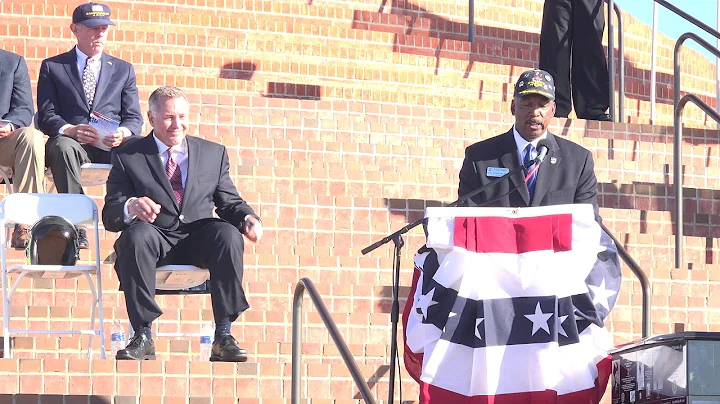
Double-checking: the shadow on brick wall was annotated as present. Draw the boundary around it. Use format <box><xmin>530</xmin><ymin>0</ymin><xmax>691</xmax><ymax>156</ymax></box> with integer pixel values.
<box><xmin>0</xmin><ymin>395</ymin><xmax>112</xmax><ymax>404</ymax></box>
<box><xmin>351</xmin><ymin>0</ymin><xmax>699</xmax><ymax>108</ymax></box>
<box><xmin>355</xmin><ymin>365</ymin><xmax>390</xmax><ymax>400</ymax></box>
<box><xmin>599</xmin><ymin>180</ymin><xmax>720</xmax><ymax>264</ymax></box>
<box><xmin>262</xmin><ymin>82</ymin><xmax>322</xmax><ymax>100</ymax></box>
<box><xmin>218</xmin><ymin>61</ymin><xmax>256</xmax><ymax>80</ymax></box>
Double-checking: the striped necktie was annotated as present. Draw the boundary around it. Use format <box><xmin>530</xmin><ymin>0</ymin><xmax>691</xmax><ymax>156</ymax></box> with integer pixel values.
<box><xmin>165</xmin><ymin>148</ymin><xmax>184</xmax><ymax>206</ymax></box>
<box><xmin>523</xmin><ymin>144</ymin><xmax>537</xmax><ymax>200</ymax></box>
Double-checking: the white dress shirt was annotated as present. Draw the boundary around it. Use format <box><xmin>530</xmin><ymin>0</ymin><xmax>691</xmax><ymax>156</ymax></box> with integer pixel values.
<box><xmin>512</xmin><ymin>125</ymin><xmax>548</xmax><ymax>163</ymax></box>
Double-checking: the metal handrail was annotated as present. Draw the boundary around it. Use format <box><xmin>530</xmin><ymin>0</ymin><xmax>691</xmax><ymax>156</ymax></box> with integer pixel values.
<box><xmin>292</xmin><ymin>278</ymin><xmax>376</xmax><ymax>404</ymax></box>
<box><xmin>650</xmin><ymin>0</ymin><xmax>720</xmax><ymax>122</ymax></box>
<box><xmin>601</xmin><ymin>222</ymin><xmax>651</xmax><ymax>338</ymax></box>
<box><xmin>606</xmin><ymin>0</ymin><xmax>625</xmax><ymax>122</ymax></box>
<box><xmin>673</xmin><ymin>32</ymin><xmax>720</xmax><ymax>269</ymax></box>
<box><xmin>654</xmin><ymin>0</ymin><xmax>720</xmax><ymax>41</ymax></box>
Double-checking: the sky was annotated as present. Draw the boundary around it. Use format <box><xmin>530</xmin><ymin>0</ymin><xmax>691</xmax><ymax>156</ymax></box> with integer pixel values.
<box><xmin>613</xmin><ymin>0</ymin><xmax>720</xmax><ymax>61</ymax></box>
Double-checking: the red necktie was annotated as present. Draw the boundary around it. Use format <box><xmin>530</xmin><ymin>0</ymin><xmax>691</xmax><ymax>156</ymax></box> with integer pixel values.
<box><xmin>165</xmin><ymin>148</ymin><xmax>184</xmax><ymax>206</ymax></box>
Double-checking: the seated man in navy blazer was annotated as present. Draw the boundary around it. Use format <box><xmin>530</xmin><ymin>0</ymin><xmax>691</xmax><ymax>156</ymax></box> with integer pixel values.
<box><xmin>0</xmin><ymin>49</ymin><xmax>46</xmax><ymax>249</ymax></box>
<box><xmin>103</xmin><ymin>86</ymin><xmax>263</xmax><ymax>361</ymax></box>
<box><xmin>37</xmin><ymin>2</ymin><xmax>143</xmax><ymax>248</ymax></box>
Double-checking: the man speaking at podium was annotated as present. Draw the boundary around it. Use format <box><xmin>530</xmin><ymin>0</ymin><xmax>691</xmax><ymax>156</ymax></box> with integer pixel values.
<box><xmin>403</xmin><ymin>69</ymin><xmax>617</xmax><ymax>404</ymax></box>
<box><xmin>458</xmin><ymin>69</ymin><xmax>599</xmax><ymax>218</ymax></box>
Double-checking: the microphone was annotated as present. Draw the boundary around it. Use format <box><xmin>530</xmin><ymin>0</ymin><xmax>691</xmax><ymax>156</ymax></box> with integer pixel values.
<box><xmin>535</xmin><ymin>141</ymin><xmax>550</xmax><ymax>164</ymax></box>
<box><xmin>523</xmin><ymin>140</ymin><xmax>550</xmax><ymax>182</ymax></box>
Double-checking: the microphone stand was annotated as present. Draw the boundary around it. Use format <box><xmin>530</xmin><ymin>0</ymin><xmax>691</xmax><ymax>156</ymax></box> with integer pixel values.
<box><xmin>361</xmin><ymin>156</ymin><xmax>541</xmax><ymax>403</ymax></box>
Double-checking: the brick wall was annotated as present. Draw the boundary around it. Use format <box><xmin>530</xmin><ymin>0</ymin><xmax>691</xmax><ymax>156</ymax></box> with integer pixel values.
<box><xmin>1</xmin><ymin>0</ymin><xmax>719</xmax><ymax>402</ymax></box>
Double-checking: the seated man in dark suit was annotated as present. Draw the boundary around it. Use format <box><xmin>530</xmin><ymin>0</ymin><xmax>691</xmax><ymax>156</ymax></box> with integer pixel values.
<box><xmin>37</xmin><ymin>2</ymin><xmax>143</xmax><ymax>247</ymax></box>
<box><xmin>458</xmin><ymin>69</ymin><xmax>599</xmax><ymax>216</ymax></box>
<box><xmin>102</xmin><ymin>86</ymin><xmax>263</xmax><ymax>361</ymax></box>
<box><xmin>0</xmin><ymin>49</ymin><xmax>45</xmax><ymax>249</ymax></box>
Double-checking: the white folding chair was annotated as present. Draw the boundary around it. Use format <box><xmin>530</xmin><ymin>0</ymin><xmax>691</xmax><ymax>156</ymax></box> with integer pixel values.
<box><xmin>0</xmin><ymin>193</ymin><xmax>105</xmax><ymax>358</ymax></box>
<box><xmin>45</xmin><ymin>163</ymin><xmax>113</xmax><ymax>193</ymax></box>
<box><xmin>156</xmin><ymin>265</ymin><xmax>210</xmax><ymax>292</ymax></box>
<box><xmin>126</xmin><ymin>265</ymin><xmax>210</xmax><ymax>339</ymax></box>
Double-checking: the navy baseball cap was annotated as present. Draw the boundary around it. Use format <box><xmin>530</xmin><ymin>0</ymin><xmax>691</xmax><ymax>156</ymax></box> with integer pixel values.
<box><xmin>72</xmin><ymin>2</ymin><xmax>115</xmax><ymax>27</ymax></box>
<box><xmin>514</xmin><ymin>69</ymin><xmax>555</xmax><ymax>100</ymax></box>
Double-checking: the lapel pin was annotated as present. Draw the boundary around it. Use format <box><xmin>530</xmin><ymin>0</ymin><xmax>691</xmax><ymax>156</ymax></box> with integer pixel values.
<box><xmin>550</xmin><ymin>157</ymin><xmax>557</xmax><ymax>164</ymax></box>
<box><xmin>108</xmin><ymin>61</ymin><xmax>112</xmax><ymax>65</ymax></box>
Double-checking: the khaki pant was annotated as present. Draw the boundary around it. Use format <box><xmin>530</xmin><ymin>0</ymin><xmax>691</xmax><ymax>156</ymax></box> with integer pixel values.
<box><xmin>0</xmin><ymin>127</ymin><xmax>45</xmax><ymax>193</ymax></box>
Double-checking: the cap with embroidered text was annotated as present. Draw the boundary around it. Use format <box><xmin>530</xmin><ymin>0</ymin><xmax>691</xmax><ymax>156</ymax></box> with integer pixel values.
<box><xmin>513</xmin><ymin>69</ymin><xmax>555</xmax><ymax>100</ymax></box>
<box><xmin>73</xmin><ymin>2</ymin><xmax>115</xmax><ymax>27</ymax></box>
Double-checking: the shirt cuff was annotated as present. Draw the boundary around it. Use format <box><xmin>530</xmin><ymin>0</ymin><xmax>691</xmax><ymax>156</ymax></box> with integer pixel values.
<box><xmin>59</xmin><ymin>124</ymin><xmax>72</xmax><ymax>136</ymax></box>
<box><xmin>243</xmin><ymin>214</ymin><xmax>261</xmax><ymax>224</ymax></box>
<box><xmin>123</xmin><ymin>197</ymin><xmax>138</xmax><ymax>224</ymax></box>
<box><xmin>118</xmin><ymin>127</ymin><xmax>132</xmax><ymax>138</ymax></box>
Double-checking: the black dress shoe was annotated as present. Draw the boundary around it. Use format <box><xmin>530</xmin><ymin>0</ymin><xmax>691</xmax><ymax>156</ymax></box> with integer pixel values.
<box><xmin>580</xmin><ymin>113</ymin><xmax>613</xmax><ymax>122</ymax></box>
<box><xmin>77</xmin><ymin>227</ymin><xmax>89</xmax><ymax>250</ymax></box>
<box><xmin>116</xmin><ymin>333</ymin><xmax>156</xmax><ymax>360</ymax></box>
<box><xmin>210</xmin><ymin>334</ymin><xmax>248</xmax><ymax>362</ymax></box>
<box><xmin>595</xmin><ymin>113</ymin><xmax>613</xmax><ymax>122</ymax></box>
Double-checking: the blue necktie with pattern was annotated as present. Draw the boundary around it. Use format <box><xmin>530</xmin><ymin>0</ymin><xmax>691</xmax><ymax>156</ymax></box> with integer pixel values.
<box><xmin>523</xmin><ymin>144</ymin><xmax>536</xmax><ymax>200</ymax></box>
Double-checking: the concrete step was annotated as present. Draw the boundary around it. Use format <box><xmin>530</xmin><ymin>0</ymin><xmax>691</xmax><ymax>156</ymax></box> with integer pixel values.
<box><xmin>0</xmin><ymin>357</ymin><xmax>420</xmax><ymax>402</ymax></box>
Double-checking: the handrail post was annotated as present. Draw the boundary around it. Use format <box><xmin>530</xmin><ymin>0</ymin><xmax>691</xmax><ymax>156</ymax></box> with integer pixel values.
<box><xmin>672</xmin><ymin>32</ymin><xmax>720</xmax><ymax>269</ymax></box>
<box><xmin>468</xmin><ymin>0</ymin><xmax>474</xmax><ymax>42</ymax></box>
<box><xmin>607</xmin><ymin>0</ymin><xmax>616</xmax><ymax>121</ymax></box>
<box><xmin>600</xmin><ymin>223</ymin><xmax>651</xmax><ymax>337</ymax></box>
<box><xmin>651</xmin><ymin>2</ymin><xmax>658</xmax><ymax>123</ymax></box>
<box><xmin>291</xmin><ymin>281</ymin><xmax>304</xmax><ymax>403</ymax></box>
<box><xmin>614</xmin><ymin>1</ymin><xmax>624</xmax><ymax>122</ymax></box>
<box><xmin>292</xmin><ymin>278</ymin><xmax>377</xmax><ymax>404</ymax></box>
<box><xmin>673</xmin><ymin>40</ymin><xmax>683</xmax><ymax>269</ymax></box>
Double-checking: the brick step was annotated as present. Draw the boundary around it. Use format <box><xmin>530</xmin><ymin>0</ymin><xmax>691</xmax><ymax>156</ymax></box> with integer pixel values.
<box><xmin>1</xmin><ymin>307</ymin><xmax>404</xmax><ymax>354</ymax></box>
<box><xmin>6</xmin><ymin>331</ymin><xmax>399</xmax><ymax>364</ymax></box>
<box><xmin>0</xmin><ymin>274</ymin><xmax>408</xmax><ymax>311</ymax></box>
<box><xmin>0</xmin><ymin>357</ymin><xmax>420</xmax><ymax>401</ymax></box>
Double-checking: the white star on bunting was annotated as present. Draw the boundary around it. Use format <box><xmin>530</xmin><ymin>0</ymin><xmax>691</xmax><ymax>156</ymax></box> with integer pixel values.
<box><xmin>415</xmin><ymin>288</ymin><xmax>438</xmax><ymax>320</ymax></box>
<box><xmin>524</xmin><ymin>302</ymin><xmax>553</xmax><ymax>336</ymax></box>
<box><xmin>588</xmin><ymin>279</ymin><xmax>617</xmax><ymax>310</ymax></box>
<box><xmin>557</xmin><ymin>315</ymin><xmax>569</xmax><ymax>337</ymax></box>
<box><xmin>475</xmin><ymin>318</ymin><xmax>485</xmax><ymax>340</ymax></box>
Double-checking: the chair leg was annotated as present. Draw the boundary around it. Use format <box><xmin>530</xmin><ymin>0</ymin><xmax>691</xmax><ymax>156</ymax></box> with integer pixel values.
<box><xmin>2</xmin><ymin>270</ymin><xmax>10</xmax><ymax>358</ymax></box>
<box><xmin>84</xmin><ymin>272</ymin><xmax>97</xmax><ymax>359</ymax></box>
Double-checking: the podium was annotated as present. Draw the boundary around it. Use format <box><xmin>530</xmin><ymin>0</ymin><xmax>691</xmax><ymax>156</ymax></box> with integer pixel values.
<box><xmin>611</xmin><ymin>332</ymin><xmax>720</xmax><ymax>403</ymax></box>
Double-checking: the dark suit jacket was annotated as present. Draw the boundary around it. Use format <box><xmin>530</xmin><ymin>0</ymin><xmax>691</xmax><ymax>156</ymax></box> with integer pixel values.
<box><xmin>36</xmin><ymin>47</ymin><xmax>143</xmax><ymax>138</ymax></box>
<box><xmin>0</xmin><ymin>50</ymin><xmax>33</xmax><ymax>128</ymax></box>
<box><xmin>103</xmin><ymin>134</ymin><xmax>257</xmax><ymax>233</ymax></box>
<box><xmin>458</xmin><ymin>129</ymin><xmax>599</xmax><ymax>217</ymax></box>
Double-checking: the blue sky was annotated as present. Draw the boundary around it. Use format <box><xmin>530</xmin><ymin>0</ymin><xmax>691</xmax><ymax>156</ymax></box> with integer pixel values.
<box><xmin>614</xmin><ymin>0</ymin><xmax>720</xmax><ymax>60</ymax></box>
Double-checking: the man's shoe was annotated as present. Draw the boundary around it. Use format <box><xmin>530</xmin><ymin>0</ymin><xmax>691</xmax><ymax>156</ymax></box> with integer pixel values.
<box><xmin>77</xmin><ymin>227</ymin><xmax>89</xmax><ymax>250</ymax></box>
<box><xmin>595</xmin><ymin>114</ymin><xmax>613</xmax><ymax>122</ymax></box>
<box><xmin>210</xmin><ymin>334</ymin><xmax>248</xmax><ymax>362</ymax></box>
<box><xmin>116</xmin><ymin>333</ymin><xmax>156</xmax><ymax>360</ymax></box>
<box><xmin>579</xmin><ymin>113</ymin><xmax>613</xmax><ymax>122</ymax></box>
<box><xmin>10</xmin><ymin>224</ymin><xmax>29</xmax><ymax>250</ymax></box>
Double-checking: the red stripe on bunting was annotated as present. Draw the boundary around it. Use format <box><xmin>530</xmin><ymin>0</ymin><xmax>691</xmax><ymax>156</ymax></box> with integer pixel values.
<box><xmin>419</xmin><ymin>355</ymin><xmax>611</xmax><ymax>403</ymax></box>
<box><xmin>453</xmin><ymin>215</ymin><xmax>573</xmax><ymax>254</ymax></box>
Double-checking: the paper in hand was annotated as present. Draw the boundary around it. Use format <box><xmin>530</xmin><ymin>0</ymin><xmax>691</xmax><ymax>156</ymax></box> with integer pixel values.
<box><xmin>89</xmin><ymin>111</ymin><xmax>120</xmax><ymax>151</ymax></box>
